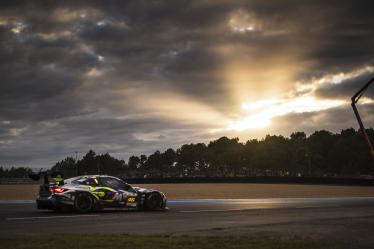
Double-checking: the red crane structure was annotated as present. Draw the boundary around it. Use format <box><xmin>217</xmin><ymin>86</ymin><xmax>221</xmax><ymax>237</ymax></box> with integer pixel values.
<box><xmin>351</xmin><ymin>76</ymin><xmax>374</xmax><ymax>158</ymax></box>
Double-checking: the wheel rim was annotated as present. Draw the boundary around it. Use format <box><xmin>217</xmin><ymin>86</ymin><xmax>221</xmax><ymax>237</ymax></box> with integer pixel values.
<box><xmin>77</xmin><ymin>195</ymin><xmax>92</xmax><ymax>211</ymax></box>
<box><xmin>147</xmin><ymin>194</ymin><xmax>161</xmax><ymax>209</ymax></box>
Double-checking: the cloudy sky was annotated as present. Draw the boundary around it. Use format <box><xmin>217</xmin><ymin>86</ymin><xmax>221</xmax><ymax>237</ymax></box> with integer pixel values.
<box><xmin>1</xmin><ymin>0</ymin><xmax>374</xmax><ymax>168</ymax></box>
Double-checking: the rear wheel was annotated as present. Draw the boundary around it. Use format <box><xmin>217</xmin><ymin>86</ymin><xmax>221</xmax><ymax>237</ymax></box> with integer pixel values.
<box><xmin>144</xmin><ymin>192</ymin><xmax>162</xmax><ymax>210</ymax></box>
<box><xmin>74</xmin><ymin>193</ymin><xmax>94</xmax><ymax>213</ymax></box>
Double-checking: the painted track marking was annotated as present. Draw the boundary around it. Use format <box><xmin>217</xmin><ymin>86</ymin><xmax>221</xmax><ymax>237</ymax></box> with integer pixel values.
<box><xmin>179</xmin><ymin>209</ymin><xmax>247</xmax><ymax>213</ymax></box>
<box><xmin>7</xmin><ymin>214</ymin><xmax>100</xmax><ymax>221</ymax></box>
<box><xmin>169</xmin><ymin>197</ymin><xmax>374</xmax><ymax>204</ymax></box>
<box><xmin>1</xmin><ymin>197</ymin><xmax>374</xmax><ymax>205</ymax></box>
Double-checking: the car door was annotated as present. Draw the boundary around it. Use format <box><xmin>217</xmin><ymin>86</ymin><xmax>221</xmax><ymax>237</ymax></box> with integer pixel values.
<box><xmin>99</xmin><ymin>177</ymin><xmax>137</xmax><ymax>206</ymax></box>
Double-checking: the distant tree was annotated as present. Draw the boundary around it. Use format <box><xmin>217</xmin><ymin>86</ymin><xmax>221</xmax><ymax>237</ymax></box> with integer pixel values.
<box><xmin>128</xmin><ymin>156</ymin><xmax>140</xmax><ymax>171</ymax></box>
<box><xmin>96</xmin><ymin>153</ymin><xmax>126</xmax><ymax>176</ymax></box>
<box><xmin>176</xmin><ymin>143</ymin><xmax>209</xmax><ymax>177</ymax></box>
<box><xmin>258</xmin><ymin>135</ymin><xmax>289</xmax><ymax>176</ymax></box>
<box><xmin>207</xmin><ymin>137</ymin><xmax>243</xmax><ymax>176</ymax></box>
<box><xmin>6</xmin><ymin>128</ymin><xmax>374</xmax><ymax>179</ymax></box>
<box><xmin>51</xmin><ymin>150</ymin><xmax>127</xmax><ymax>177</ymax></box>
<box><xmin>161</xmin><ymin>148</ymin><xmax>177</xmax><ymax>177</ymax></box>
<box><xmin>140</xmin><ymin>155</ymin><xmax>148</xmax><ymax>167</ymax></box>
<box><xmin>176</xmin><ymin>144</ymin><xmax>197</xmax><ymax>176</ymax></box>
<box><xmin>77</xmin><ymin>150</ymin><xmax>97</xmax><ymax>175</ymax></box>
<box><xmin>243</xmin><ymin>139</ymin><xmax>259</xmax><ymax>176</ymax></box>
<box><xmin>308</xmin><ymin>130</ymin><xmax>336</xmax><ymax>176</ymax></box>
<box><xmin>0</xmin><ymin>166</ymin><xmax>33</xmax><ymax>178</ymax></box>
<box><xmin>145</xmin><ymin>151</ymin><xmax>162</xmax><ymax>177</ymax></box>
<box><xmin>289</xmin><ymin>132</ymin><xmax>308</xmax><ymax>176</ymax></box>
<box><xmin>51</xmin><ymin>157</ymin><xmax>77</xmax><ymax>178</ymax></box>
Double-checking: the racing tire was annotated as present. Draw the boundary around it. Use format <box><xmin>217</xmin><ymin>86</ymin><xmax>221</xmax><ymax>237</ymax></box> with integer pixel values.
<box><xmin>74</xmin><ymin>192</ymin><xmax>94</xmax><ymax>213</ymax></box>
<box><xmin>144</xmin><ymin>192</ymin><xmax>162</xmax><ymax>210</ymax></box>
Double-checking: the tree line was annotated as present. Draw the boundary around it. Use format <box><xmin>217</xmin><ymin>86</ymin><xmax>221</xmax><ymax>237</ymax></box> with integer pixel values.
<box><xmin>1</xmin><ymin>128</ymin><xmax>374</xmax><ymax>179</ymax></box>
<box><xmin>0</xmin><ymin>167</ymin><xmax>33</xmax><ymax>179</ymax></box>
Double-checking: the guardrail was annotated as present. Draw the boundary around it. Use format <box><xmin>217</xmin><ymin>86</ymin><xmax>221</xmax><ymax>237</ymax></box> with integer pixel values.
<box><xmin>1</xmin><ymin>176</ymin><xmax>373</xmax><ymax>186</ymax></box>
<box><xmin>125</xmin><ymin>176</ymin><xmax>374</xmax><ymax>186</ymax></box>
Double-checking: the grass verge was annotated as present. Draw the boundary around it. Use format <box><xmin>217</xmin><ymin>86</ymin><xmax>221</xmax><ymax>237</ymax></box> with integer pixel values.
<box><xmin>0</xmin><ymin>234</ymin><xmax>355</xmax><ymax>249</ymax></box>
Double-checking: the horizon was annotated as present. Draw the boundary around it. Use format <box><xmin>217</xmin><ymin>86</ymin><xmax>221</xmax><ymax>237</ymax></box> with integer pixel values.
<box><xmin>0</xmin><ymin>127</ymin><xmax>369</xmax><ymax>169</ymax></box>
<box><xmin>0</xmin><ymin>1</ymin><xmax>374</xmax><ymax>168</ymax></box>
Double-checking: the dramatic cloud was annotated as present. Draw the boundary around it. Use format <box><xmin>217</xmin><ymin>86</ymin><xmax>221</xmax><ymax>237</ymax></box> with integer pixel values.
<box><xmin>0</xmin><ymin>0</ymin><xmax>373</xmax><ymax>167</ymax></box>
<box><xmin>315</xmin><ymin>70</ymin><xmax>374</xmax><ymax>99</ymax></box>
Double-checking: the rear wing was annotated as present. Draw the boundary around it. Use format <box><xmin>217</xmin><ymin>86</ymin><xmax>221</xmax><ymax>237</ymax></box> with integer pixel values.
<box><xmin>29</xmin><ymin>171</ymin><xmax>64</xmax><ymax>186</ymax></box>
<box><xmin>351</xmin><ymin>77</ymin><xmax>374</xmax><ymax>158</ymax></box>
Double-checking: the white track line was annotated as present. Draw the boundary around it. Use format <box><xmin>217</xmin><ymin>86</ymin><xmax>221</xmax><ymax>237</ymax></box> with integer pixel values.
<box><xmin>7</xmin><ymin>214</ymin><xmax>100</xmax><ymax>221</ymax></box>
<box><xmin>170</xmin><ymin>197</ymin><xmax>374</xmax><ymax>203</ymax></box>
<box><xmin>177</xmin><ymin>202</ymin><xmax>346</xmax><ymax>213</ymax></box>
<box><xmin>179</xmin><ymin>209</ymin><xmax>246</xmax><ymax>213</ymax></box>
<box><xmin>1</xmin><ymin>197</ymin><xmax>374</xmax><ymax>205</ymax></box>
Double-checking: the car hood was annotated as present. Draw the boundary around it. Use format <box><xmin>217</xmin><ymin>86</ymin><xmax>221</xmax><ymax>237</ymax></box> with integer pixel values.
<box><xmin>132</xmin><ymin>187</ymin><xmax>155</xmax><ymax>193</ymax></box>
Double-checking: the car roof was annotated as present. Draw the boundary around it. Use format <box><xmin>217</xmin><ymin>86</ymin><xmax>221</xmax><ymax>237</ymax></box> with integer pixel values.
<box><xmin>64</xmin><ymin>175</ymin><xmax>124</xmax><ymax>184</ymax></box>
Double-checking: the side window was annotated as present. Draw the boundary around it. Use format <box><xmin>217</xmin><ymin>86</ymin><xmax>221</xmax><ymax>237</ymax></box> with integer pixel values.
<box><xmin>76</xmin><ymin>177</ymin><xmax>99</xmax><ymax>186</ymax></box>
<box><xmin>82</xmin><ymin>179</ymin><xmax>90</xmax><ymax>185</ymax></box>
<box><xmin>100</xmin><ymin>177</ymin><xmax>125</xmax><ymax>190</ymax></box>
<box><xmin>123</xmin><ymin>183</ymin><xmax>135</xmax><ymax>192</ymax></box>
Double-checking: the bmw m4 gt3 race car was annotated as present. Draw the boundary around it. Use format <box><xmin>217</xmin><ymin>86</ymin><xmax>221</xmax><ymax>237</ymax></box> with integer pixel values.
<box><xmin>34</xmin><ymin>174</ymin><xmax>167</xmax><ymax>212</ymax></box>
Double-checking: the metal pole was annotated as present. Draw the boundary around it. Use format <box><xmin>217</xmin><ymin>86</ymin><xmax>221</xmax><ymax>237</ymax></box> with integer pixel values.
<box><xmin>75</xmin><ymin>151</ymin><xmax>79</xmax><ymax>176</ymax></box>
<box><xmin>351</xmin><ymin>77</ymin><xmax>374</xmax><ymax>158</ymax></box>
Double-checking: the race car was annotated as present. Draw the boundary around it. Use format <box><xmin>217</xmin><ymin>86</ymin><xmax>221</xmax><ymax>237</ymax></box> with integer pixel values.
<box><xmin>34</xmin><ymin>174</ymin><xmax>167</xmax><ymax>212</ymax></box>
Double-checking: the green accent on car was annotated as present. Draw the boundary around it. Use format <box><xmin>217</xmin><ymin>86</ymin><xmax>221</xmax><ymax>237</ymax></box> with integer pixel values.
<box><xmin>89</xmin><ymin>186</ymin><xmax>115</xmax><ymax>192</ymax></box>
<box><xmin>49</xmin><ymin>177</ymin><xmax>64</xmax><ymax>182</ymax></box>
<box><xmin>96</xmin><ymin>192</ymin><xmax>105</xmax><ymax>197</ymax></box>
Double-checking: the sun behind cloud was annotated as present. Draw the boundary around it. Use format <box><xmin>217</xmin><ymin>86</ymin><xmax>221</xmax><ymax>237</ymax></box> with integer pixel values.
<box><xmin>226</xmin><ymin>96</ymin><xmax>345</xmax><ymax>131</ymax></box>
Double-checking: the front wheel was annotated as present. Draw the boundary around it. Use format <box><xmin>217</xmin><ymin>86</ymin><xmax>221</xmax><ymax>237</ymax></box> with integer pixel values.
<box><xmin>144</xmin><ymin>192</ymin><xmax>163</xmax><ymax>210</ymax></box>
<box><xmin>74</xmin><ymin>193</ymin><xmax>94</xmax><ymax>213</ymax></box>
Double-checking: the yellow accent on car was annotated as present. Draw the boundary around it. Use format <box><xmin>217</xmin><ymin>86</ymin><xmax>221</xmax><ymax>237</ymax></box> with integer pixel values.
<box><xmin>89</xmin><ymin>186</ymin><xmax>115</xmax><ymax>192</ymax></box>
<box><xmin>100</xmin><ymin>187</ymin><xmax>115</xmax><ymax>192</ymax></box>
<box><xmin>49</xmin><ymin>177</ymin><xmax>64</xmax><ymax>182</ymax></box>
<box><xmin>127</xmin><ymin>197</ymin><xmax>136</xmax><ymax>203</ymax></box>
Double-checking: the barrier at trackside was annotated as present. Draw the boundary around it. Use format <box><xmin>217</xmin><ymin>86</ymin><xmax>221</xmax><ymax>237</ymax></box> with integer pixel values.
<box><xmin>124</xmin><ymin>176</ymin><xmax>374</xmax><ymax>186</ymax></box>
<box><xmin>1</xmin><ymin>176</ymin><xmax>373</xmax><ymax>186</ymax></box>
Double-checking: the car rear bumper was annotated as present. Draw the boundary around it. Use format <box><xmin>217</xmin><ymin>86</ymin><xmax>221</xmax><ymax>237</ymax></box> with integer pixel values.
<box><xmin>36</xmin><ymin>197</ymin><xmax>55</xmax><ymax>209</ymax></box>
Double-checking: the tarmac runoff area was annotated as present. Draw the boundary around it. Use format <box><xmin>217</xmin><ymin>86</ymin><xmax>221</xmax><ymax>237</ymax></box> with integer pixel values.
<box><xmin>2</xmin><ymin>183</ymin><xmax>374</xmax><ymax>200</ymax></box>
<box><xmin>0</xmin><ymin>184</ymin><xmax>374</xmax><ymax>245</ymax></box>
<box><xmin>0</xmin><ymin>197</ymin><xmax>374</xmax><ymax>245</ymax></box>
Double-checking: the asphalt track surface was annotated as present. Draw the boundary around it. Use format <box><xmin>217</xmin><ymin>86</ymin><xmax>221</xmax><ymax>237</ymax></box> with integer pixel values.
<box><xmin>1</xmin><ymin>197</ymin><xmax>374</xmax><ymax>243</ymax></box>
